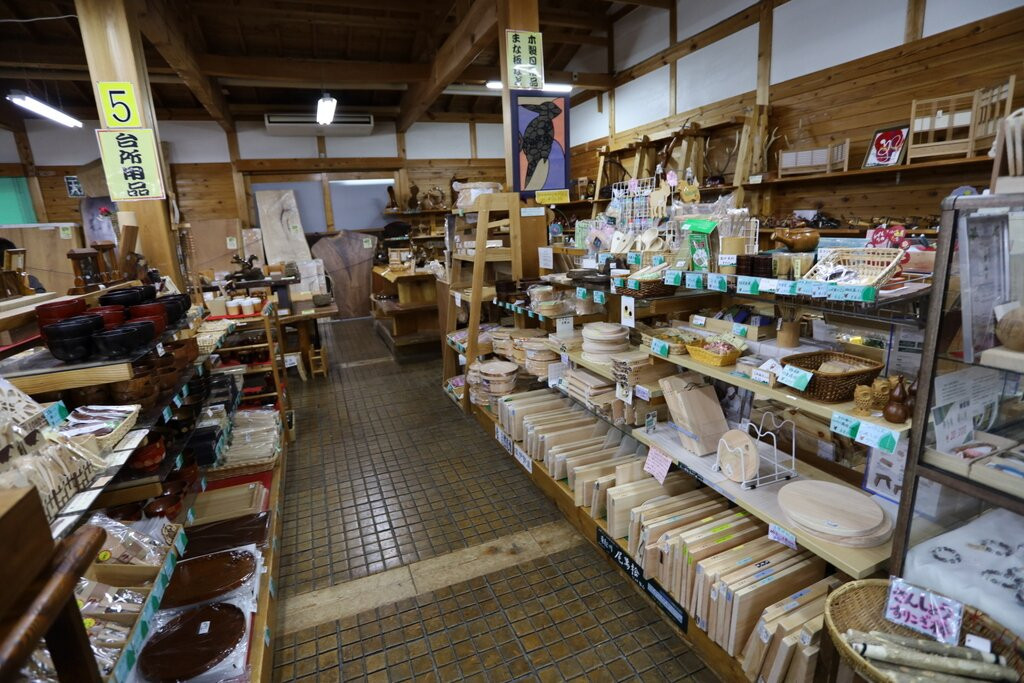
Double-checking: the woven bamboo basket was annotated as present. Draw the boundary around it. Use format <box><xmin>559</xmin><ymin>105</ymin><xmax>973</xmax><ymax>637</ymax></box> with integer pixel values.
<box><xmin>685</xmin><ymin>344</ymin><xmax>742</xmax><ymax>367</ymax></box>
<box><xmin>641</xmin><ymin>329</ymin><xmax>699</xmax><ymax>355</ymax></box>
<box><xmin>825</xmin><ymin>579</ymin><xmax>1024</xmax><ymax>683</ymax></box>
<box><xmin>780</xmin><ymin>351</ymin><xmax>884</xmax><ymax>403</ymax></box>
<box><xmin>618</xmin><ymin>278</ymin><xmax>677</xmax><ymax>298</ymax></box>
<box><xmin>801</xmin><ymin>248</ymin><xmax>905</xmax><ymax>288</ymax></box>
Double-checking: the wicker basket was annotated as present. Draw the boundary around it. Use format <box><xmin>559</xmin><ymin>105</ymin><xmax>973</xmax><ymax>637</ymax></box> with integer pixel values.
<box><xmin>618</xmin><ymin>278</ymin><xmax>677</xmax><ymax>298</ymax></box>
<box><xmin>685</xmin><ymin>344</ymin><xmax>742</xmax><ymax>367</ymax></box>
<box><xmin>780</xmin><ymin>351</ymin><xmax>883</xmax><ymax>403</ymax></box>
<box><xmin>825</xmin><ymin>579</ymin><xmax>1024</xmax><ymax>683</ymax></box>
<box><xmin>801</xmin><ymin>248</ymin><xmax>905</xmax><ymax>288</ymax></box>
<box><xmin>640</xmin><ymin>328</ymin><xmax>699</xmax><ymax>355</ymax></box>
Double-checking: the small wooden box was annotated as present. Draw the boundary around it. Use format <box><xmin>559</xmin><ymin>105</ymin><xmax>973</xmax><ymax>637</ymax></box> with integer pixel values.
<box><xmin>0</xmin><ymin>488</ymin><xmax>54</xmax><ymax>617</ymax></box>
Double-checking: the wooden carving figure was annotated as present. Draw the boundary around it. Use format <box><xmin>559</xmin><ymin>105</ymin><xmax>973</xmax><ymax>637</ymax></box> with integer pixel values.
<box><xmin>407</xmin><ymin>184</ymin><xmax>420</xmax><ymax>211</ymax></box>
<box><xmin>229</xmin><ymin>254</ymin><xmax>263</xmax><ymax>281</ymax></box>
<box><xmin>520</xmin><ymin>101</ymin><xmax>562</xmax><ymax>190</ymax></box>
<box><xmin>871</xmin><ymin>377</ymin><xmax>891</xmax><ymax>411</ymax></box>
<box><xmin>649</xmin><ymin>184</ymin><xmax>670</xmax><ymax>219</ymax></box>
<box><xmin>385</xmin><ymin>186</ymin><xmax>399</xmax><ymax>211</ymax></box>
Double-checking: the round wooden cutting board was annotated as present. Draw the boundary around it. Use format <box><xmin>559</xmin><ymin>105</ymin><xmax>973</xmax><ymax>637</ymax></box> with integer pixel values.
<box><xmin>778</xmin><ymin>480</ymin><xmax>884</xmax><ymax>538</ymax></box>
<box><xmin>717</xmin><ymin>430</ymin><xmax>759</xmax><ymax>483</ymax></box>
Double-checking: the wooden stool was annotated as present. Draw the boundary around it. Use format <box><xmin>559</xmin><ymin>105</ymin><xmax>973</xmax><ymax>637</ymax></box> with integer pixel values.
<box><xmin>309</xmin><ymin>347</ymin><xmax>328</xmax><ymax>378</ymax></box>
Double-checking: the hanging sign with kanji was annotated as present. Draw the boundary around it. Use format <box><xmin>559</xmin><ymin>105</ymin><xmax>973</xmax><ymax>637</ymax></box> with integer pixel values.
<box><xmin>506</xmin><ymin>30</ymin><xmax>544</xmax><ymax>90</ymax></box>
<box><xmin>96</xmin><ymin>128</ymin><xmax>165</xmax><ymax>201</ymax></box>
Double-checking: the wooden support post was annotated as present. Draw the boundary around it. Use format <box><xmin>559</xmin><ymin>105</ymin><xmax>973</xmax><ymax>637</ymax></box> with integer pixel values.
<box><xmin>225</xmin><ymin>131</ymin><xmax>250</xmax><ymax>229</ymax></box>
<box><xmin>498</xmin><ymin>0</ymin><xmax>540</xmax><ymax>187</ymax></box>
<box><xmin>12</xmin><ymin>128</ymin><xmax>47</xmax><ymax>223</ymax></box>
<box><xmin>757</xmin><ymin>0</ymin><xmax>773</xmax><ymax>107</ymax></box>
<box><xmin>905</xmin><ymin>0</ymin><xmax>926</xmax><ymax>43</ymax></box>
<box><xmin>74</xmin><ymin>0</ymin><xmax>183</xmax><ymax>288</ymax></box>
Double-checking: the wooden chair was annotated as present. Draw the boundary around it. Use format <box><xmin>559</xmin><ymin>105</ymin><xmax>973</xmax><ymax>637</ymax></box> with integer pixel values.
<box><xmin>973</xmin><ymin>75</ymin><xmax>1016</xmax><ymax>154</ymax></box>
<box><xmin>907</xmin><ymin>75</ymin><xmax>1016</xmax><ymax>162</ymax></box>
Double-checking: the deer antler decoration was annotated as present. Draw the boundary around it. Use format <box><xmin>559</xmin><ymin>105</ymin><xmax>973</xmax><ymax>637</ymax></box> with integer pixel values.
<box><xmin>703</xmin><ymin>130</ymin><xmax>740</xmax><ymax>183</ymax></box>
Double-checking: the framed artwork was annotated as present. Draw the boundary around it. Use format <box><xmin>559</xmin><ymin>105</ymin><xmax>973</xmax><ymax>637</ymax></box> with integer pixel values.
<box><xmin>509</xmin><ymin>90</ymin><xmax>570</xmax><ymax>195</ymax></box>
<box><xmin>863</xmin><ymin>125</ymin><xmax>910</xmax><ymax>167</ymax></box>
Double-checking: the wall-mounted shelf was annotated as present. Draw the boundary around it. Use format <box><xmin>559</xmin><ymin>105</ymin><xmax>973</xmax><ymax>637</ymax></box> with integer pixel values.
<box><xmin>744</xmin><ymin>155</ymin><xmax>992</xmax><ymax>188</ymax></box>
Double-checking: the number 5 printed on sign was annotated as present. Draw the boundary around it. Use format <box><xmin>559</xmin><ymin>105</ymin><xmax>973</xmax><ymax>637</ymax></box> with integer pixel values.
<box><xmin>98</xmin><ymin>82</ymin><xmax>141</xmax><ymax>128</ymax></box>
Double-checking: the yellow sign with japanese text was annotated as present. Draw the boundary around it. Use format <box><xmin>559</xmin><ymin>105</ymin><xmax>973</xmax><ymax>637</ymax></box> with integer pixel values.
<box><xmin>506</xmin><ymin>30</ymin><xmax>544</xmax><ymax>90</ymax></box>
<box><xmin>96</xmin><ymin>128</ymin><xmax>166</xmax><ymax>201</ymax></box>
<box><xmin>534</xmin><ymin>189</ymin><xmax>570</xmax><ymax>204</ymax></box>
<box><xmin>97</xmin><ymin>82</ymin><xmax>141</xmax><ymax>128</ymax></box>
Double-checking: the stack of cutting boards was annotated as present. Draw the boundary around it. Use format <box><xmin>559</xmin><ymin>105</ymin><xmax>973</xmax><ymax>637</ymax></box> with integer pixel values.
<box><xmin>778</xmin><ymin>480</ymin><xmax>893</xmax><ymax>547</ymax></box>
<box><xmin>581</xmin><ymin>322</ymin><xmax>630</xmax><ymax>364</ymax></box>
<box><xmin>566</xmin><ymin>367</ymin><xmax>615</xmax><ymax>408</ymax></box>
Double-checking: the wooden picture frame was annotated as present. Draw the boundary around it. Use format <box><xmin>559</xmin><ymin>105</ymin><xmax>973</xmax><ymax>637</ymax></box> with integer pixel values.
<box><xmin>863</xmin><ymin>125</ymin><xmax>910</xmax><ymax>167</ymax></box>
<box><xmin>509</xmin><ymin>90</ymin><xmax>571</xmax><ymax>196</ymax></box>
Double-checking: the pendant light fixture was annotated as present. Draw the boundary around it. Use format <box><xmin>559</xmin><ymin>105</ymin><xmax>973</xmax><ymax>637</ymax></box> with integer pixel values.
<box><xmin>316</xmin><ymin>94</ymin><xmax>337</xmax><ymax>125</ymax></box>
<box><xmin>6</xmin><ymin>91</ymin><xmax>83</xmax><ymax>128</ymax></box>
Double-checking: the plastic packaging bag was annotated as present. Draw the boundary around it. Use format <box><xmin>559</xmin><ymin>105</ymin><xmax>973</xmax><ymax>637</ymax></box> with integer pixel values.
<box><xmin>88</xmin><ymin>513</ymin><xmax>167</xmax><ymax>566</ymax></box>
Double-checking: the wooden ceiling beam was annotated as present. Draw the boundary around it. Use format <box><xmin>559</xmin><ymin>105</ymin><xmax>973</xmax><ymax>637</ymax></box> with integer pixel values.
<box><xmin>199</xmin><ymin>54</ymin><xmax>430</xmax><ymax>84</ymax></box>
<box><xmin>187</xmin><ymin>4</ymin><xmax>425</xmax><ymax>32</ymax></box>
<box><xmin>616</xmin><ymin>0</ymin><xmax>672</xmax><ymax>8</ymax></box>
<box><xmin>460</xmin><ymin>66</ymin><xmax>613</xmax><ymax>90</ymax></box>
<box><xmin>539</xmin><ymin>10</ymin><xmax>609</xmax><ymax>31</ymax></box>
<box><xmin>543</xmin><ymin>30</ymin><xmax>608</xmax><ymax>47</ymax></box>
<box><xmin>396</xmin><ymin>0</ymin><xmax>498</xmax><ymax>132</ymax></box>
<box><xmin>132</xmin><ymin>0</ymin><xmax>234</xmax><ymax>131</ymax></box>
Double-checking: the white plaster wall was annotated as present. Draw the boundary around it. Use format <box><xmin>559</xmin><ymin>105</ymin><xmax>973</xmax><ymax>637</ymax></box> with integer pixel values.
<box><xmin>924</xmin><ymin>0</ymin><xmax>1024</xmax><ymax>36</ymax></box>
<box><xmin>614</xmin><ymin>6</ymin><xmax>670</xmax><ymax>71</ymax></box>
<box><xmin>614</xmin><ymin>65</ymin><xmax>671</xmax><ymax>133</ymax></box>
<box><xmin>570</xmin><ymin>96</ymin><xmax>610</xmax><ymax>144</ymax></box>
<box><xmin>25</xmin><ymin>119</ymin><xmax>102</xmax><ymax>166</ymax></box>
<box><xmin>405</xmin><ymin>122</ymin><xmax>471</xmax><ymax>159</ymax></box>
<box><xmin>0</xmin><ymin>130</ymin><xmax>19</xmax><ymax>164</ymax></box>
<box><xmin>676</xmin><ymin>25</ymin><xmax>757</xmax><ymax>113</ymax></box>
<box><xmin>564</xmin><ymin>44</ymin><xmax>607</xmax><ymax>74</ymax></box>
<box><xmin>474</xmin><ymin>123</ymin><xmax>505</xmax><ymax>158</ymax></box>
<box><xmin>158</xmin><ymin>121</ymin><xmax>230</xmax><ymax>163</ymax></box>
<box><xmin>771</xmin><ymin>0</ymin><xmax>904</xmax><ymax>84</ymax></box>
<box><xmin>324</xmin><ymin>122</ymin><xmax>399</xmax><ymax>157</ymax></box>
<box><xmin>677</xmin><ymin>0</ymin><xmax>757</xmax><ymax>41</ymax></box>
<box><xmin>236</xmin><ymin>120</ymin><xmax>318</xmax><ymax>159</ymax></box>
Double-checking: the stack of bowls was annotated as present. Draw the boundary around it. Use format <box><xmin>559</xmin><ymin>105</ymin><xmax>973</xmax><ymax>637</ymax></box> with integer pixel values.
<box><xmin>41</xmin><ymin>314</ymin><xmax>103</xmax><ymax>362</ymax></box>
<box><xmin>35</xmin><ymin>299</ymin><xmax>87</xmax><ymax>337</ymax></box>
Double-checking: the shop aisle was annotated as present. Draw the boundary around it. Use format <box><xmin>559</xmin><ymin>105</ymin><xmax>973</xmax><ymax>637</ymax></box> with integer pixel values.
<box><xmin>272</xmin><ymin>319</ymin><xmax>719</xmax><ymax>682</ymax></box>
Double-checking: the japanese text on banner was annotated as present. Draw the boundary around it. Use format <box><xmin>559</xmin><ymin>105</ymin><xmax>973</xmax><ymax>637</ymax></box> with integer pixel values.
<box><xmin>96</xmin><ymin>128</ymin><xmax>165</xmax><ymax>201</ymax></box>
<box><xmin>506</xmin><ymin>30</ymin><xmax>545</xmax><ymax>90</ymax></box>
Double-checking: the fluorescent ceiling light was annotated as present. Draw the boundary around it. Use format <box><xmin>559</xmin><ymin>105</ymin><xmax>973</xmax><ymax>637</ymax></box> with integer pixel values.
<box><xmin>316</xmin><ymin>94</ymin><xmax>337</xmax><ymax>125</ymax></box>
<box><xmin>332</xmin><ymin>179</ymin><xmax>395</xmax><ymax>186</ymax></box>
<box><xmin>485</xmin><ymin>80</ymin><xmax>573</xmax><ymax>93</ymax></box>
<box><xmin>6</xmin><ymin>91</ymin><xmax>82</xmax><ymax>128</ymax></box>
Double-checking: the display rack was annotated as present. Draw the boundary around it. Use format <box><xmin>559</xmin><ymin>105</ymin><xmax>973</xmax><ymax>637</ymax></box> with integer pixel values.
<box><xmin>370</xmin><ymin>265</ymin><xmax>439</xmax><ymax>359</ymax></box>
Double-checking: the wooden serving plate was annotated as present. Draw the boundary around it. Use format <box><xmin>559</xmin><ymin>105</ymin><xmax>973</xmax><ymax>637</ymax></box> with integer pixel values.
<box><xmin>717</xmin><ymin>430</ymin><xmax>759</xmax><ymax>483</ymax></box>
<box><xmin>777</xmin><ymin>480</ymin><xmax>883</xmax><ymax>538</ymax></box>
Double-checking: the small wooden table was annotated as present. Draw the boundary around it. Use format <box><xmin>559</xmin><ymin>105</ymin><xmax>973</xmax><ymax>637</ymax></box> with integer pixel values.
<box><xmin>279</xmin><ymin>301</ymin><xmax>339</xmax><ymax>374</ymax></box>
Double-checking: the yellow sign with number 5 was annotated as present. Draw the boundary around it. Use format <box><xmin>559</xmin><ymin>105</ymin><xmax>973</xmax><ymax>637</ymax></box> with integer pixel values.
<box><xmin>98</xmin><ymin>82</ymin><xmax>141</xmax><ymax>128</ymax></box>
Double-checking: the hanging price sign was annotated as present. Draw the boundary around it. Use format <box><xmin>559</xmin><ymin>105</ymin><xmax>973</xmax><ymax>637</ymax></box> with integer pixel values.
<box><xmin>664</xmin><ymin>270</ymin><xmax>683</xmax><ymax>286</ymax></box>
<box><xmin>685</xmin><ymin>273</ymin><xmax>704</xmax><ymax>290</ymax></box>
<box><xmin>707</xmin><ymin>274</ymin><xmax>728</xmax><ymax>292</ymax></box>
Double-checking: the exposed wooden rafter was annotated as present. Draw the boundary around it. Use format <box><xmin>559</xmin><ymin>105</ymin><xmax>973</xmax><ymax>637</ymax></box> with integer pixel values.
<box><xmin>396</xmin><ymin>0</ymin><xmax>498</xmax><ymax>132</ymax></box>
<box><xmin>617</xmin><ymin>0</ymin><xmax>672</xmax><ymax>8</ymax></box>
<box><xmin>132</xmin><ymin>0</ymin><xmax>234</xmax><ymax>131</ymax></box>
<box><xmin>199</xmin><ymin>54</ymin><xmax>430</xmax><ymax>84</ymax></box>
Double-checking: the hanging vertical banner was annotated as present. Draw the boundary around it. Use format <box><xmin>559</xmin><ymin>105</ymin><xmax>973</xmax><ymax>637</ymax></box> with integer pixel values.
<box><xmin>506</xmin><ymin>30</ymin><xmax>545</xmax><ymax>90</ymax></box>
<box><xmin>95</xmin><ymin>128</ymin><xmax>166</xmax><ymax>201</ymax></box>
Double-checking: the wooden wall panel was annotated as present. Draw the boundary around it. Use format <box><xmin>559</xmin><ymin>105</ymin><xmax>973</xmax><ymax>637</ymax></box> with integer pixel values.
<box><xmin>405</xmin><ymin>160</ymin><xmax>504</xmax><ymax>203</ymax></box>
<box><xmin>34</xmin><ymin>167</ymin><xmax>84</xmax><ymax>223</ymax></box>
<box><xmin>172</xmin><ymin>163</ymin><xmax>237</xmax><ymax>221</ymax></box>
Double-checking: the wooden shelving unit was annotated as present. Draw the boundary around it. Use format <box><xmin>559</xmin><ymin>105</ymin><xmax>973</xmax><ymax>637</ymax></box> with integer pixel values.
<box><xmin>370</xmin><ymin>265</ymin><xmax>440</xmax><ymax>359</ymax></box>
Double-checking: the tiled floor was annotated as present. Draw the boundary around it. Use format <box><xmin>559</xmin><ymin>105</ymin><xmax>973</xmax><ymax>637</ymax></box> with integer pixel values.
<box><xmin>274</xmin><ymin>319</ymin><xmax>719</xmax><ymax>682</ymax></box>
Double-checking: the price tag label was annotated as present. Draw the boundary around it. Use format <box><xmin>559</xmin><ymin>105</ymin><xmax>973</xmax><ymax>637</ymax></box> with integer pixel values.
<box><xmin>643</xmin><ymin>447</ymin><xmax>672</xmax><ymax>484</ymax></box>
<box><xmin>634</xmin><ymin>385</ymin><xmax>651</xmax><ymax>401</ymax></box>
<box><xmin>685</xmin><ymin>273</ymin><xmax>704</xmax><ymax>290</ymax></box>
<box><xmin>829</xmin><ymin>285</ymin><xmax>877</xmax><ymax>303</ymax></box>
<box><xmin>172</xmin><ymin>394</ymin><xmax>182</xmax><ymax>408</ymax></box>
<box><xmin>768</xmin><ymin>523</ymin><xmax>798</xmax><ymax>550</ymax></box>
<box><xmin>162</xmin><ymin>406</ymin><xmax>173</xmax><ymax>422</ymax></box>
<box><xmin>731</xmin><ymin>323</ymin><xmax>748</xmax><ymax>337</ymax></box>
<box><xmin>43</xmin><ymin>400</ymin><xmax>68</xmax><ymax>427</ymax></box>
<box><xmin>829</xmin><ymin>412</ymin><xmax>861</xmax><ymax>440</ymax></box>
<box><xmin>537</xmin><ymin>247</ymin><xmax>554</xmax><ymax>270</ymax></box>
<box><xmin>576</xmin><ymin>286</ymin><xmax>588</xmax><ymax>300</ymax></box>
<box><xmin>737</xmin><ymin>276</ymin><xmax>760</xmax><ymax>295</ymax></box>
<box><xmin>598</xmin><ymin>252</ymin><xmax>611</xmax><ymax>264</ymax></box>
<box><xmin>777</xmin><ymin>364</ymin><xmax>813</xmax><ymax>391</ymax></box>
<box><xmin>155</xmin><ymin>342</ymin><xmax>165</xmax><ymax>357</ymax></box>
<box><xmin>775</xmin><ymin>280</ymin><xmax>798</xmax><ymax>296</ymax></box>
<box><xmin>593</xmin><ymin>290</ymin><xmax>606</xmax><ymax>304</ymax></box>
<box><xmin>556</xmin><ymin>316</ymin><xmax>574</xmax><ymax>337</ymax></box>
<box><xmin>718</xmin><ymin>254</ymin><xmax>738</xmax><ymax>266</ymax></box>
<box><xmin>620</xmin><ymin>295</ymin><xmax>635</xmax><ymax>328</ymax></box>
<box><xmin>494</xmin><ymin>425</ymin><xmax>513</xmax><ymax>454</ymax></box>
<box><xmin>664</xmin><ymin>270</ymin><xmax>682</xmax><ymax>286</ymax></box>
<box><xmin>200</xmin><ymin>476</ymin><xmax>207</xmax><ymax>492</ymax></box>
<box><xmin>513</xmin><ymin>444</ymin><xmax>533</xmax><ymax>473</ymax></box>
<box><xmin>812</xmin><ymin>282</ymin><xmax>832</xmax><ymax>298</ymax></box>
<box><xmin>612</xmin><ymin>277</ymin><xmax>624</xmax><ymax>288</ymax></box>
<box><xmin>796</xmin><ymin>280</ymin><xmax>816</xmax><ymax>296</ymax></box>
<box><xmin>751</xmin><ymin>368</ymin><xmax>773</xmax><ymax>385</ymax></box>
<box><xmin>527</xmin><ymin>310</ymin><xmax>536</xmax><ymax>318</ymax></box>
<box><xmin>645</xmin><ymin>411</ymin><xmax>658</xmax><ymax>434</ymax></box>
<box><xmin>692</xmin><ymin>315</ymin><xmax>706</xmax><ymax>327</ymax></box>
<box><xmin>651</xmin><ymin>338</ymin><xmax>670</xmax><ymax>357</ymax></box>
<box><xmin>855</xmin><ymin>421</ymin><xmax>900</xmax><ymax>454</ymax></box>
<box><xmin>886</xmin><ymin>578</ymin><xmax>963</xmax><ymax>644</ymax></box>
<box><xmin>626</xmin><ymin>279</ymin><xmax>640</xmax><ymax>290</ymax></box>
<box><xmin>454</xmin><ymin>291</ymin><xmax>462</xmax><ymax>307</ymax></box>
<box><xmin>560</xmin><ymin>352</ymin><xmax>569</xmax><ymax>365</ymax></box>
<box><xmin>627</xmin><ymin>252</ymin><xmax>642</xmax><ymax>265</ymax></box>
<box><xmin>181</xmin><ymin>384</ymin><xmax>189</xmax><ymax>397</ymax></box>
<box><xmin>707</xmin><ymin>273</ymin><xmax>728</xmax><ymax>292</ymax></box>
<box><xmin>492</xmin><ymin>297</ymin><xmax>498</xmax><ymax>305</ymax></box>
<box><xmin>616</xmin><ymin>381</ymin><xmax>633</xmax><ymax>405</ymax></box>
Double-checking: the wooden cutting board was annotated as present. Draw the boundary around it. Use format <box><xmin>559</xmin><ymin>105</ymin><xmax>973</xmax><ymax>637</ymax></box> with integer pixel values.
<box><xmin>777</xmin><ymin>480</ymin><xmax>883</xmax><ymax>538</ymax></box>
<box><xmin>717</xmin><ymin>430</ymin><xmax>759</xmax><ymax>483</ymax></box>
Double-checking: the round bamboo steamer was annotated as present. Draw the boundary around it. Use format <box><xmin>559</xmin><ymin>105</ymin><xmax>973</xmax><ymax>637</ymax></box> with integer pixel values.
<box><xmin>478</xmin><ymin>359</ymin><xmax>518</xmax><ymax>377</ymax></box>
<box><xmin>716</xmin><ymin>430</ymin><xmax>759</xmax><ymax>483</ymax></box>
<box><xmin>778</xmin><ymin>480</ymin><xmax>884</xmax><ymax>538</ymax></box>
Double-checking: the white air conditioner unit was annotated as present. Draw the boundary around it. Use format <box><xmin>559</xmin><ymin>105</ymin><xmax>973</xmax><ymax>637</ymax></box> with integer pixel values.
<box><xmin>264</xmin><ymin>113</ymin><xmax>374</xmax><ymax>137</ymax></box>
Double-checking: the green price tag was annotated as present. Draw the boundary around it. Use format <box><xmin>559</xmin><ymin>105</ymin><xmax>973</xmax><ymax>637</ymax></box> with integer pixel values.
<box><xmin>576</xmin><ymin>286</ymin><xmax>588</xmax><ymax>299</ymax></box>
<box><xmin>627</xmin><ymin>279</ymin><xmax>640</xmax><ymax>289</ymax></box>
<box><xmin>681</xmin><ymin>218</ymin><xmax>717</xmax><ymax>234</ymax></box>
<box><xmin>854</xmin><ymin>421</ymin><xmax>900</xmax><ymax>454</ymax></box>
<box><xmin>664</xmin><ymin>270</ymin><xmax>682</xmax><ymax>286</ymax></box>
<box><xmin>43</xmin><ymin>400</ymin><xmax>68</xmax><ymax>427</ymax></box>
<box><xmin>829</xmin><ymin>285</ymin><xmax>877</xmax><ymax>303</ymax></box>
<box><xmin>708</xmin><ymin>273</ymin><xmax>728</xmax><ymax>292</ymax></box>
<box><xmin>652</xmin><ymin>255</ymin><xmax>666</xmax><ymax>266</ymax></box>
<box><xmin>527</xmin><ymin>310</ymin><xmax>536</xmax><ymax>318</ymax></box>
<box><xmin>796</xmin><ymin>280</ymin><xmax>816</xmax><ymax>296</ymax></box>
<box><xmin>651</xmin><ymin>338</ymin><xmax>670</xmax><ymax>357</ymax></box>
<box><xmin>736</xmin><ymin>276</ymin><xmax>760</xmax><ymax>295</ymax></box>
<box><xmin>627</xmin><ymin>252</ymin><xmax>642</xmax><ymax>265</ymax></box>
<box><xmin>162</xmin><ymin>406</ymin><xmax>172</xmax><ymax>422</ymax></box>
<box><xmin>778</xmin><ymin>364</ymin><xmax>813</xmax><ymax>391</ymax></box>
<box><xmin>612</xmin><ymin>277</ymin><xmax>625</xmax><ymax>288</ymax></box>
<box><xmin>830</xmin><ymin>412</ymin><xmax>861</xmax><ymax>440</ymax></box>
<box><xmin>776</xmin><ymin>280</ymin><xmax>798</xmax><ymax>296</ymax></box>
<box><xmin>598</xmin><ymin>252</ymin><xmax>611</xmax><ymax>264</ymax></box>
<box><xmin>812</xmin><ymin>282</ymin><xmax>833</xmax><ymax>298</ymax></box>
<box><xmin>172</xmin><ymin>394</ymin><xmax>182</xmax><ymax>408</ymax></box>
<box><xmin>685</xmin><ymin>273</ymin><xmax>704</xmax><ymax>290</ymax></box>
<box><xmin>731</xmin><ymin>323</ymin><xmax>748</xmax><ymax>337</ymax></box>
<box><xmin>593</xmin><ymin>290</ymin><xmax>606</xmax><ymax>304</ymax></box>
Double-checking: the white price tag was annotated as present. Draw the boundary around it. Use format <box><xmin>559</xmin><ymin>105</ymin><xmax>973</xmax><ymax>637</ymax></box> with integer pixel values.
<box><xmin>556</xmin><ymin>316</ymin><xmax>574</xmax><ymax>337</ymax></box>
<box><xmin>692</xmin><ymin>315</ymin><xmax>706</xmax><ymax>327</ymax></box>
<box><xmin>620</xmin><ymin>296</ymin><xmax>635</xmax><ymax>328</ymax></box>
<box><xmin>513</xmin><ymin>444</ymin><xmax>533</xmax><ymax>473</ymax></box>
<box><xmin>616</xmin><ymin>381</ymin><xmax>633</xmax><ymax>405</ymax></box>
<box><xmin>454</xmin><ymin>291</ymin><xmax>462</xmax><ymax>307</ymax></box>
<box><xmin>751</xmin><ymin>368</ymin><xmax>773</xmax><ymax>385</ymax></box>
<box><xmin>759</xmin><ymin>278</ymin><xmax>778</xmax><ymax>293</ymax></box>
<box><xmin>155</xmin><ymin>342</ymin><xmax>165</xmax><ymax>357</ymax></box>
<box><xmin>718</xmin><ymin>254</ymin><xmax>738</xmax><ymax>266</ymax></box>
<box><xmin>768</xmin><ymin>523</ymin><xmax>798</xmax><ymax>550</ymax></box>
<box><xmin>643</xmin><ymin>447</ymin><xmax>672</xmax><ymax>484</ymax></box>
<box><xmin>560</xmin><ymin>352</ymin><xmax>569</xmax><ymax>365</ymax></box>
<box><xmin>537</xmin><ymin>247</ymin><xmax>554</xmax><ymax>270</ymax></box>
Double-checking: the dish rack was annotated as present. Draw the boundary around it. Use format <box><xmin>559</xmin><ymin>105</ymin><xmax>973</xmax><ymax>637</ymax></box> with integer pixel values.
<box><xmin>714</xmin><ymin>411</ymin><xmax>798</xmax><ymax>490</ymax></box>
